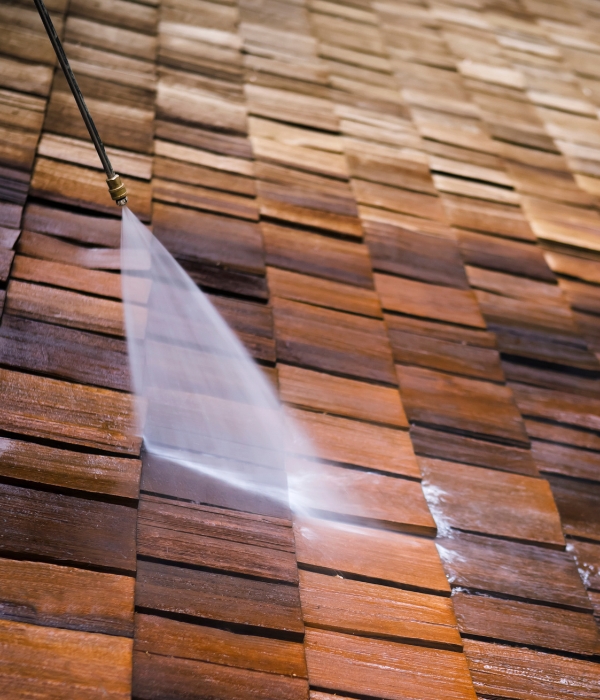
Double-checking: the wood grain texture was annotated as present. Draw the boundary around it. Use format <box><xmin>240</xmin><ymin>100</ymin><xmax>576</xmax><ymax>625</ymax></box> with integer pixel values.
<box><xmin>385</xmin><ymin>313</ymin><xmax>497</xmax><ymax>349</ymax></box>
<box><xmin>30</xmin><ymin>158</ymin><xmax>152</xmax><ymax>221</ymax></box>
<box><xmin>44</xmin><ymin>75</ymin><xmax>154</xmax><ymax>152</ymax></box>
<box><xmin>501</xmin><ymin>360</ymin><xmax>600</xmax><ymax>400</ymax></box>
<box><xmin>410</xmin><ymin>425</ymin><xmax>539</xmax><ymax>476</ymax></box>
<box><xmin>305</xmin><ymin>629</ymin><xmax>476</xmax><ymax>700</ymax></box>
<box><xmin>279</xmin><ymin>364</ymin><xmax>407</xmax><ymax>427</ymax></box>
<box><xmin>352</xmin><ymin>179</ymin><xmax>446</xmax><ymax>221</ymax></box>
<box><xmin>569</xmin><ymin>540</ymin><xmax>600</xmax><ymax>592</ymax></box>
<box><xmin>18</xmin><ymin>231</ymin><xmax>121</xmax><ymax>270</ymax></box>
<box><xmin>64</xmin><ymin>16</ymin><xmax>157</xmax><ymax>60</ymax></box>
<box><xmin>0</xmin><ymin>368</ymin><xmax>140</xmax><ymax>454</ymax></box>
<box><xmin>272</xmin><ymin>297</ymin><xmax>396</xmax><ymax>384</ymax></box>
<box><xmin>287</xmin><ymin>457</ymin><xmax>435</xmax><ymax>535</ymax></box>
<box><xmin>154</xmin><ymin>156</ymin><xmax>254</xmax><ymax>196</ymax></box>
<box><xmin>157</xmin><ymin>76</ymin><xmax>246</xmax><ymax>135</ymax></box>
<box><xmin>511</xmin><ymin>382</ymin><xmax>600</xmax><ymax>432</ymax></box>
<box><xmin>153</xmin><ymin>178</ymin><xmax>259</xmax><ymax>220</ymax></box>
<box><xmin>548</xmin><ymin>476</ymin><xmax>600</xmax><ymax>542</ymax></box>
<box><xmin>420</xmin><ymin>457</ymin><xmax>564</xmax><ymax>548</ymax></box>
<box><xmin>13</xmin><ymin>0</ymin><xmax>600</xmax><ymax>695</ymax></box>
<box><xmin>474</xmin><ymin>290</ymin><xmax>580</xmax><ymax>342</ymax></box>
<box><xmin>68</xmin><ymin>0</ymin><xmax>157</xmax><ymax>35</ymax></box>
<box><xmin>155</xmin><ymin>137</ymin><xmax>252</xmax><ymax>175</ymax></box>
<box><xmin>137</xmin><ymin>495</ymin><xmax>298</xmax><ymax>583</ymax></box>
<box><xmin>390</xmin><ymin>329</ymin><xmax>504</xmax><ymax>381</ymax></box>
<box><xmin>544</xmin><ymin>250</ymin><xmax>600</xmax><ymax>285</ymax></box>
<box><xmin>259</xmin><ymin>194</ymin><xmax>363</xmax><ymax>237</ymax></box>
<box><xmin>23</xmin><ymin>203</ymin><xmax>120</xmax><ymax>248</ymax></box>
<box><xmin>6</xmin><ymin>280</ymin><xmax>124</xmax><ymax>336</ymax></box>
<box><xmin>437</xmin><ymin>532</ymin><xmax>590</xmax><ymax>609</ymax></box>
<box><xmin>262</xmin><ymin>222</ymin><xmax>373</xmax><ymax>287</ymax></box>
<box><xmin>532</xmin><ymin>440</ymin><xmax>600</xmax><ymax>482</ymax></box>
<box><xmin>256</xmin><ymin>163</ymin><xmax>358</xmax><ymax>223</ymax></box>
<box><xmin>365</xmin><ymin>220</ymin><xmax>469</xmax><ymax>289</ymax></box>
<box><xmin>0</xmin><ymin>619</ymin><xmax>132</xmax><ymax>700</ymax></box>
<box><xmin>464</xmin><ymin>638</ymin><xmax>600</xmax><ymax>700</ymax></box>
<box><xmin>294</xmin><ymin>517</ymin><xmax>449</xmax><ymax>593</ymax></box>
<box><xmin>135</xmin><ymin>614</ymin><xmax>307</xmax><ymax>677</ymax></box>
<box><xmin>154</xmin><ymin>124</ymin><xmax>252</xmax><ymax>158</ymax></box>
<box><xmin>37</xmin><ymin>134</ymin><xmax>152</xmax><ymax>180</ymax></box>
<box><xmin>0</xmin><ymin>56</ymin><xmax>53</xmax><ymax>97</ymax></box>
<box><xmin>466</xmin><ymin>267</ymin><xmax>564</xmax><ymax>306</ymax></box>
<box><xmin>457</xmin><ymin>229</ymin><xmax>556</xmax><ymax>281</ymax></box>
<box><xmin>299</xmin><ymin>570</ymin><xmax>461</xmax><ymax>648</ymax></box>
<box><xmin>245</xmin><ymin>84</ymin><xmax>338</xmax><ymax>131</ymax></box>
<box><xmin>345</xmin><ymin>140</ymin><xmax>434</xmax><ymax>192</ymax></box>
<box><xmin>397</xmin><ymin>365</ymin><xmax>529</xmax><ymax>445</ymax></box>
<box><xmin>525</xmin><ymin>418</ymin><xmax>600</xmax><ymax>453</ymax></box>
<box><xmin>0</xmin><ymin>315</ymin><xmax>130</xmax><ymax>391</ymax></box>
<box><xmin>135</xmin><ymin>559</ymin><xmax>304</xmax><ymax>632</ymax></box>
<box><xmin>433</xmin><ymin>175</ymin><xmax>519</xmax><ymax>207</ymax></box>
<box><xmin>0</xmin><ymin>435</ymin><xmax>140</xmax><ymax>498</ymax></box>
<box><xmin>152</xmin><ymin>204</ymin><xmax>263</xmax><ymax>282</ymax></box>
<box><xmin>267</xmin><ymin>267</ymin><xmax>382</xmax><ymax>318</ymax></box>
<box><xmin>133</xmin><ymin>650</ymin><xmax>309</xmax><ymax>700</ymax></box>
<box><xmin>11</xmin><ymin>255</ymin><xmax>123</xmax><ymax>299</ymax></box>
<box><xmin>374</xmin><ymin>274</ymin><xmax>486</xmax><ymax>328</ymax></box>
<box><xmin>0</xmin><ymin>559</ymin><xmax>134</xmax><ymax>636</ymax></box>
<box><xmin>286</xmin><ymin>407</ymin><xmax>420</xmax><ymax>478</ymax></box>
<box><xmin>0</xmin><ymin>483</ymin><xmax>137</xmax><ymax>571</ymax></box>
<box><xmin>209</xmin><ymin>294</ymin><xmax>275</xmax><ymax>362</ymax></box>
<box><xmin>560</xmin><ymin>277</ymin><xmax>600</xmax><ymax>315</ymax></box>
<box><xmin>452</xmin><ymin>591</ymin><xmax>599</xmax><ymax>655</ymax></box>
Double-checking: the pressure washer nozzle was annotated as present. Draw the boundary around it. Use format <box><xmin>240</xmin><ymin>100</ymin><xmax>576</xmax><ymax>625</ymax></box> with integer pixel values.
<box><xmin>107</xmin><ymin>173</ymin><xmax>128</xmax><ymax>206</ymax></box>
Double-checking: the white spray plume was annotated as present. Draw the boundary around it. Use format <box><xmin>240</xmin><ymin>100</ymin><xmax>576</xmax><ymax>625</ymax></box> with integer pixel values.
<box><xmin>120</xmin><ymin>207</ymin><xmax>298</xmax><ymax>515</ymax></box>
<box><xmin>120</xmin><ymin>208</ymin><xmax>413</xmax><ymax>531</ymax></box>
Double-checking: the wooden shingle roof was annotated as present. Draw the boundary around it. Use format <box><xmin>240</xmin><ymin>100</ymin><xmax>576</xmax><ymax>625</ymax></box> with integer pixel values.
<box><xmin>0</xmin><ymin>0</ymin><xmax>599</xmax><ymax>697</ymax></box>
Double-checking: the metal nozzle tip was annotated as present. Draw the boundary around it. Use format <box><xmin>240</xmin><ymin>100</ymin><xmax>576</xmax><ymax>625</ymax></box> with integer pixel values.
<box><xmin>106</xmin><ymin>173</ymin><xmax>128</xmax><ymax>206</ymax></box>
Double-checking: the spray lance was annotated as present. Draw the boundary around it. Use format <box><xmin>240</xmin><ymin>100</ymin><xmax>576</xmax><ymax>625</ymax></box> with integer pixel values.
<box><xmin>33</xmin><ymin>0</ymin><xmax>128</xmax><ymax>207</ymax></box>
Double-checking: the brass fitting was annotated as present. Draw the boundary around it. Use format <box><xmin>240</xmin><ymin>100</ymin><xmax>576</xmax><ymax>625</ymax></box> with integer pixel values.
<box><xmin>106</xmin><ymin>173</ymin><xmax>128</xmax><ymax>206</ymax></box>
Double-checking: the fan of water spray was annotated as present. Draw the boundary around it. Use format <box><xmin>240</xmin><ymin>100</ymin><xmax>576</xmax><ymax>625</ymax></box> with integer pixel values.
<box><xmin>121</xmin><ymin>207</ymin><xmax>297</xmax><ymax>513</ymax></box>
<box><xmin>32</xmin><ymin>0</ymin><xmax>376</xmax><ymax>526</ymax></box>
<box><xmin>121</xmin><ymin>208</ymin><xmax>398</xmax><ymax>528</ymax></box>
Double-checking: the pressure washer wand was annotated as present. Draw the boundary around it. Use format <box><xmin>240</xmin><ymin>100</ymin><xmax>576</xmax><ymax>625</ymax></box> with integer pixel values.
<box><xmin>33</xmin><ymin>0</ymin><xmax>128</xmax><ymax>206</ymax></box>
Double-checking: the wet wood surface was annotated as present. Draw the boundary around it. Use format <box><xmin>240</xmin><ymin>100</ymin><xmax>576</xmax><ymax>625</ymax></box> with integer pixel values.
<box><xmin>137</xmin><ymin>495</ymin><xmax>298</xmax><ymax>583</ymax></box>
<box><xmin>0</xmin><ymin>618</ymin><xmax>133</xmax><ymax>700</ymax></box>
<box><xmin>3</xmin><ymin>0</ymin><xmax>600</xmax><ymax>695</ymax></box>
<box><xmin>437</xmin><ymin>532</ymin><xmax>592</xmax><ymax>610</ymax></box>
<box><xmin>305</xmin><ymin>628</ymin><xmax>476</xmax><ymax>700</ymax></box>
<box><xmin>0</xmin><ymin>435</ymin><xmax>139</xmax><ymax>497</ymax></box>
<box><xmin>420</xmin><ymin>457</ymin><xmax>565</xmax><ymax>548</ymax></box>
<box><xmin>397</xmin><ymin>365</ymin><xmax>530</xmax><ymax>445</ymax></box>
<box><xmin>464</xmin><ymin>639</ymin><xmax>600</xmax><ymax>700</ymax></box>
<box><xmin>0</xmin><ymin>2</ymin><xmax>148</xmax><ymax>694</ymax></box>
<box><xmin>135</xmin><ymin>559</ymin><xmax>304</xmax><ymax>632</ymax></box>
<box><xmin>294</xmin><ymin>517</ymin><xmax>449</xmax><ymax>594</ymax></box>
<box><xmin>0</xmin><ymin>559</ymin><xmax>134</xmax><ymax>637</ymax></box>
<box><xmin>452</xmin><ymin>591</ymin><xmax>599</xmax><ymax>656</ymax></box>
<box><xmin>299</xmin><ymin>570</ymin><xmax>461</xmax><ymax>649</ymax></box>
<box><xmin>136</xmin><ymin>612</ymin><xmax>307</xmax><ymax>677</ymax></box>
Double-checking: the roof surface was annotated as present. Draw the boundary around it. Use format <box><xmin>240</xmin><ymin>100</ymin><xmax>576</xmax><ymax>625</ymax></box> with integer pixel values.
<box><xmin>0</xmin><ymin>0</ymin><xmax>599</xmax><ymax>697</ymax></box>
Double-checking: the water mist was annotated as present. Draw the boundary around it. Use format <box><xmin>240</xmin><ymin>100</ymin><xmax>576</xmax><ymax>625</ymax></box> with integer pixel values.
<box><xmin>121</xmin><ymin>207</ymin><xmax>399</xmax><ymax>529</ymax></box>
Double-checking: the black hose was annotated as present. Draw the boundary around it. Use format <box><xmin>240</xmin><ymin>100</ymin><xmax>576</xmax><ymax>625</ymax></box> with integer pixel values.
<box><xmin>32</xmin><ymin>0</ymin><xmax>115</xmax><ymax>179</ymax></box>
